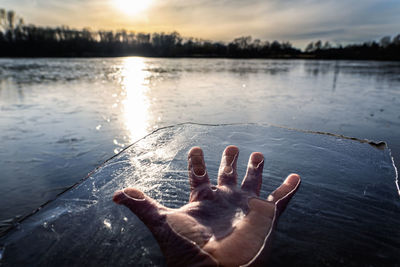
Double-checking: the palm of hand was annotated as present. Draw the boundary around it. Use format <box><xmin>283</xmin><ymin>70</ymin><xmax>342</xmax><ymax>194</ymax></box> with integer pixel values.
<box><xmin>113</xmin><ymin>146</ymin><xmax>300</xmax><ymax>266</ymax></box>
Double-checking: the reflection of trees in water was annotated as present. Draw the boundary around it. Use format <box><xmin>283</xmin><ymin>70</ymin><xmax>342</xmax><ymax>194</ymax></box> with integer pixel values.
<box><xmin>303</xmin><ymin>60</ymin><xmax>400</xmax><ymax>88</ymax></box>
<box><xmin>332</xmin><ymin>62</ymin><xmax>339</xmax><ymax>92</ymax></box>
<box><xmin>224</xmin><ymin>60</ymin><xmax>293</xmax><ymax>76</ymax></box>
<box><xmin>304</xmin><ymin>61</ymin><xmax>334</xmax><ymax>76</ymax></box>
<box><xmin>0</xmin><ymin>78</ymin><xmax>25</xmax><ymax>102</ymax></box>
<box><xmin>144</xmin><ymin>59</ymin><xmax>293</xmax><ymax>78</ymax></box>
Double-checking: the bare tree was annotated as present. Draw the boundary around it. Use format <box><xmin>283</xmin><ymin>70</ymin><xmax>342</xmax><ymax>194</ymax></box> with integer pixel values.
<box><xmin>380</xmin><ymin>36</ymin><xmax>391</xmax><ymax>47</ymax></box>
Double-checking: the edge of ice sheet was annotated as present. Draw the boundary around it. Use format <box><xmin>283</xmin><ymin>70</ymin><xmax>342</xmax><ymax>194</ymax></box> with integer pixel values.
<box><xmin>0</xmin><ymin>122</ymin><xmax>398</xmax><ymax>238</ymax></box>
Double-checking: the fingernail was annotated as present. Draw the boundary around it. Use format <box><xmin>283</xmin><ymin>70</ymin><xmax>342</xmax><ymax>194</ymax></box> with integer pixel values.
<box><xmin>284</xmin><ymin>174</ymin><xmax>301</xmax><ymax>185</ymax></box>
<box><xmin>191</xmin><ymin>167</ymin><xmax>207</xmax><ymax>178</ymax></box>
<box><xmin>123</xmin><ymin>188</ymin><xmax>145</xmax><ymax>200</ymax></box>
<box><xmin>189</xmin><ymin>153</ymin><xmax>206</xmax><ymax>177</ymax></box>
<box><xmin>222</xmin><ymin>150</ymin><xmax>238</xmax><ymax>174</ymax></box>
<box><xmin>250</xmin><ymin>152</ymin><xmax>264</xmax><ymax>168</ymax></box>
<box><xmin>223</xmin><ymin>165</ymin><xmax>233</xmax><ymax>174</ymax></box>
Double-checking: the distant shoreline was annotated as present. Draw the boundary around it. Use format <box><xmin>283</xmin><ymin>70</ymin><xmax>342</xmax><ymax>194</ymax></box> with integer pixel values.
<box><xmin>1</xmin><ymin>55</ymin><xmax>400</xmax><ymax>61</ymax></box>
<box><xmin>1</xmin><ymin>8</ymin><xmax>400</xmax><ymax>61</ymax></box>
<box><xmin>2</xmin><ymin>40</ymin><xmax>399</xmax><ymax>61</ymax></box>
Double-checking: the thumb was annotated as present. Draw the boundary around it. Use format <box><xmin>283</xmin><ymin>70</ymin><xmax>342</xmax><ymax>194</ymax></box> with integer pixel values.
<box><xmin>113</xmin><ymin>188</ymin><xmax>166</xmax><ymax>227</ymax></box>
<box><xmin>267</xmin><ymin>174</ymin><xmax>301</xmax><ymax>216</ymax></box>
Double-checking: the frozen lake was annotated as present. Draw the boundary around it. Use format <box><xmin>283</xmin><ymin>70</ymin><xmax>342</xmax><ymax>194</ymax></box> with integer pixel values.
<box><xmin>0</xmin><ymin>57</ymin><xmax>399</xmax><ymax>230</ymax></box>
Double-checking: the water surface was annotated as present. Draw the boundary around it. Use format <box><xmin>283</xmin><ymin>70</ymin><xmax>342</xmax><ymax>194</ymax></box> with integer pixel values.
<box><xmin>0</xmin><ymin>57</ymin><xmax>399</xmax><ymax>225</ymax></box>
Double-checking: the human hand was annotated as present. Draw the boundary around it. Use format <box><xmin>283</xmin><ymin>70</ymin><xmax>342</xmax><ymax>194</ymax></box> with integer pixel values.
<box><xmin>113</xmin><ymin>145</ymin><xmax>301</xmax><ymax>266</ymax></box>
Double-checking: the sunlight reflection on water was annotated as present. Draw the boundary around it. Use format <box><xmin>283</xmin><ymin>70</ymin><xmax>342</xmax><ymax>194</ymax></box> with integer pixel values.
<box><xmin>119</xmin><ymin>57</ymin><xmax>151</xmax><ymax>149</ymax></box>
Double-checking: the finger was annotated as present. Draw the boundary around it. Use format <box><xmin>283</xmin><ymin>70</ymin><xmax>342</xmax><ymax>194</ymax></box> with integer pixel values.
<box><xmin>267</xmin><ymin>173</ymin><xmax>301</xmax><ymax>215</ymax></box>
<box><xmin>113</xmin><ymin>189</ymin><xmax>218</xmax><ymax>267</ymax></box>
<box><xmin>188</xmin><ymin>147</ymin><xmax>213</xmax><ymax>202</ymax></box>
<box><xmin>113</xmin><ymin>188</ymin><xmax>166</xmax><ymax>227</ymax></box>
<box><xmin>241</xmin><ymin>152</ymin><xmax>264</xmax><ymax>196</ymax></box>
<box><xmin>218</xmin><ymin>145</ymin><xmax>239</xmax><ymax>187</ymax></box>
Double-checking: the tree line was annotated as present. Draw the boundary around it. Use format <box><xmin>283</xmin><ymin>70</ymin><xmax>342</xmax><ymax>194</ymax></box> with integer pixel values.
<box><xmin>1</xmin><ymin>8</ymin><xmax>399</xmax><ymax>60</ymax></box>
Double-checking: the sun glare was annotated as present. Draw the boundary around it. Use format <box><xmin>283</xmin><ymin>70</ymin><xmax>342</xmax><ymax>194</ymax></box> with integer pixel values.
<box><xmin>114</xmin><ymin>0</ymin><xmax>153</xmax><ymax>16</ymax></box>
<box><xmin>120</xmin><ymin>57</ymin><xmax>150</xmax><ymax>143</ymax></box>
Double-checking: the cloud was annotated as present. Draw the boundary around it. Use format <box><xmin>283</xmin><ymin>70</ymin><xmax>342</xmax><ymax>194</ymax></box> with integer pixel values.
<box><xmin>2</xmin><ymin>0</ymin><xmax>400</xmax><ymax>48</ymax></box>
<box><xmin>146</xmin><ymin>0</ymin><xmax>400</xmax><ymax>47</ymax></box>
<box><xmin>290</xmin><ymin>29</ymin><xmax>347</xmax><ymax>40</ymax></box>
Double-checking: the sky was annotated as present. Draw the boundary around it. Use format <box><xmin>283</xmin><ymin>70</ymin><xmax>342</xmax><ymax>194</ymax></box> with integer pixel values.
<box><xmin>2</xmin><ymin>0</ymin><xmax>400</xmax><ymax>48</ymax></box>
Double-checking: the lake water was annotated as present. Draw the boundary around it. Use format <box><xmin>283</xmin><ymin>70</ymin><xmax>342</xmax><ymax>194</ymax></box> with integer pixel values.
<box><xmin>0</xmin><ymin>57</ymin><xmax>399</xmax><ymax>228</ymax></box>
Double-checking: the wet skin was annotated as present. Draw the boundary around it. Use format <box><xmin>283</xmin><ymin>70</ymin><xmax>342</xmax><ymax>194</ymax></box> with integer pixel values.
<box><xmin>113</xmin><ymin>145</ymin><xmax>301</xmax><ymax>266</ymax></box>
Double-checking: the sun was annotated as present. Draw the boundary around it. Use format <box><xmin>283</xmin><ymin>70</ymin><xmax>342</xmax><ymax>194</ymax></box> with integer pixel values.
<box><xmin>113</xmin><ymin>0</ymin><xmax>153</xmax><ymax>16</ymax></box>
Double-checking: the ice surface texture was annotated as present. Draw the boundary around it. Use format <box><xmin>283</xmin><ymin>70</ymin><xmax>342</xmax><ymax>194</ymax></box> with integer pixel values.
<box><xmin>0</xmin><ymin>123</ymin><xmax>398</xmax><ymax>266</ymax></box>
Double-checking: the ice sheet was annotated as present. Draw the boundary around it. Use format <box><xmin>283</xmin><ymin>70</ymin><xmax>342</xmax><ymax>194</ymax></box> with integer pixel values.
<box><xmin>0</xmin><ymin>123</ymin><xmax>398</xmax><ymax>266</ymax></box>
